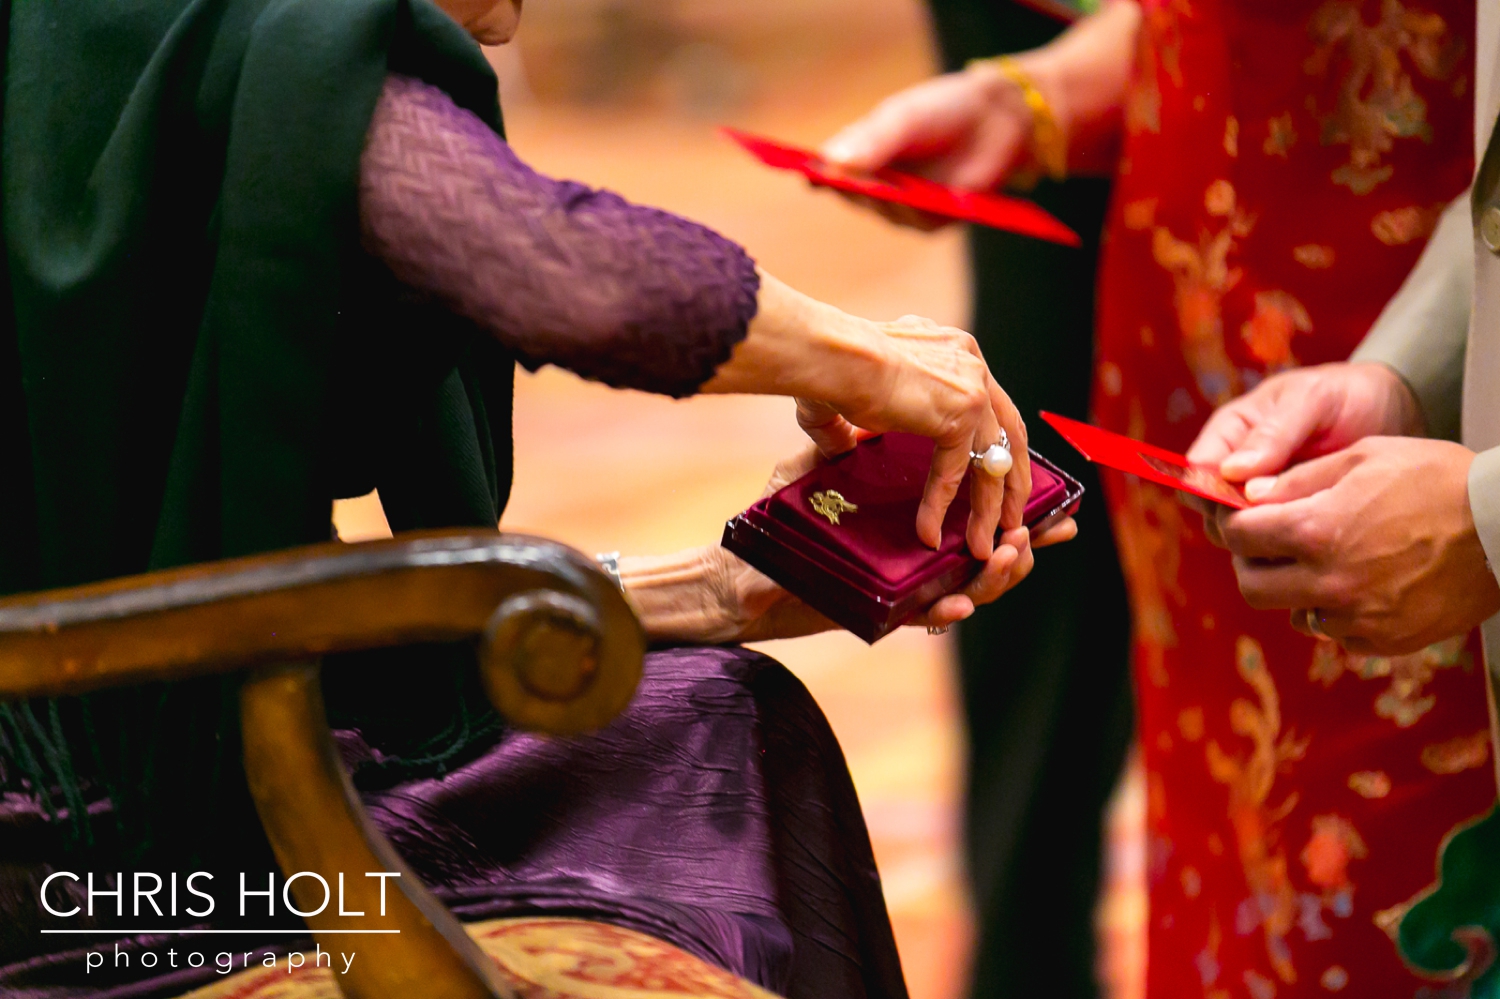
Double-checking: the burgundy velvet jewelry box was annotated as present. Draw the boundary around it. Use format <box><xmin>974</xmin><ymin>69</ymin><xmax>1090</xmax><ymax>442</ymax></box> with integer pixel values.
<box><xmin>721</xmin><ymin>432</ymin><xmax>1084</xmax><ymax>643</ymax></box>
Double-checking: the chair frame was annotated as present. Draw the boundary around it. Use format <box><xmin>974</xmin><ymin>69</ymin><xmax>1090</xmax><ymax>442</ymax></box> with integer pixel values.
<box><xmin>0</xmin><ymin>529</ymin><xmax>645</xmax><ymax>999</ymax></box>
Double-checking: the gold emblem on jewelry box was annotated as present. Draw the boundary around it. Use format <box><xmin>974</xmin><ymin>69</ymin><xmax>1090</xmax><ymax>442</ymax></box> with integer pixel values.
<box><xmin>810</xmin><ymin>490</ymin><xmax>858</xmax><ymax>525</ymax></box>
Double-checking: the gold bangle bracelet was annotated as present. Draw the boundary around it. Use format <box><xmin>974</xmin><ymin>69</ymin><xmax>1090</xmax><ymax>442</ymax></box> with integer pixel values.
<box><xmin>966</xmin><ymin>55</ymin><xmax>1068</xmax><ymax>183</ymax></box>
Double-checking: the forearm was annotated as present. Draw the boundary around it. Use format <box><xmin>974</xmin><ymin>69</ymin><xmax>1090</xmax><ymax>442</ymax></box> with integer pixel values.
<box><xmin>699</xmin><ymin>271</ymin><xmax>887</xmax><ymax>403</ymax></box>
<box><xmin>361</xmin><ymin>74</ymin><xmax>758</xmax><ymax>399</ymax></box>
<box><xmin>617</xmin><ymin>547</ymin><xmax>736</xmax><ymax>645</ymax></box>
<box><xmin>994</xmin><ymin>0</ymin><xmax>1142</xmax><ymax>174</ymax></box>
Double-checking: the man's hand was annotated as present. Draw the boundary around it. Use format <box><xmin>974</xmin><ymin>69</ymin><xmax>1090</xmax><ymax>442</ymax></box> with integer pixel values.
<box><xmin>1187</xmin><ymin>362</ymin><xmax>1425</xmax><ymax>483</ymax></box>
<box><xmin>1210</xmin><ymin>436</ymin><xmax>1500</xmax><ymax>655</ymax></box>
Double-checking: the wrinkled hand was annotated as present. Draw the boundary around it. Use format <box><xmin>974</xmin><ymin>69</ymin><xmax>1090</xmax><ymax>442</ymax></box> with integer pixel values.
<box><xmin>819</xmin><ymin>66</ymin><xmax>1037</xmax><ymax>229</ymax></box>
<box><xmin>707</xmin><ymin>444</ymin><xmax>1074</xmax><ymax>644</ymax></box>
<box><xmin>1207</xmin><ymin>436</ymin><xmax>1500</xmax><ymax>655</ymax></box>
<box><xmin>796</xmin><ymin>315</ymin><xmax>1031</xmax><ymax>560</ymax></box>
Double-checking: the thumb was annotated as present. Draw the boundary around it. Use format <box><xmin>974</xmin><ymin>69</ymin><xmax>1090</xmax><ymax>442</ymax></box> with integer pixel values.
<box><xmin>1219</xmin><ymin>393</ymin><xmax>1332</xmax><ymax>482</ymax></box>
<box><xmin>762</xmin><ymin>443</ymin><xmax>826</xmax><ymax>497</ymax></box>
<box><xmin>796</xmin><ymin>398</ymin><xmax>861</xmax><ymax>456</ymax></box>
<box><xmin>822</xmin><ymin>98</ymin><xmax>927</xmax><ymax>172</ymax></box>
<box><xmin>1243</xmin><ymin>449</ymin><xmax>1360</xmax><ymax>504</ymax></box>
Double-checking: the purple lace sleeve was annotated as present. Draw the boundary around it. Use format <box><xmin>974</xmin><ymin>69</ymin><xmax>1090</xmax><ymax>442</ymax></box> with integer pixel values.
<box><xmin>359</xmin><ymin>75</ymin><xmax>760</xmax><ymax>398</ymax></box>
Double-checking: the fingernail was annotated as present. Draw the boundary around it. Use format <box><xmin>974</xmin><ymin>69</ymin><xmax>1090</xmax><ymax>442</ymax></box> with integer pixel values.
<box><xmin>822</xmin><ymin>138</ymin><xmax>861</xmax><ymax>163</ymax></box>
<box><xmin>1221</xmin><ymin>450</ymin><xmax>1258</xmax><ymax>474</ymax></box>
<box><xmin>1244</xmin><ymin>476</ymin><xmax>1275</xmax><ymax>502</ymax></box>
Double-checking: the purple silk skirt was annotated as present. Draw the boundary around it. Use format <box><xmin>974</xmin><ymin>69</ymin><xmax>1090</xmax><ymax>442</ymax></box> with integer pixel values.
<box><xmin>0</xmin><ymin>647</ymin><xmax>909</xmax><ymax>999</ymax></box>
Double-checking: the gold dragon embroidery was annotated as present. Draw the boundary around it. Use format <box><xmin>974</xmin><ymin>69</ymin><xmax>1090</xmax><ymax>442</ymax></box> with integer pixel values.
<box><xmin>1241</xmin><ymin>290</ymin><xmax>1314</xmax><ymax>371</ymax></box>
<box><xmin>1301</xmin><ymin>814</ymin><xmax>1367</xmax><ymax>918</ymax></box>
<box><xmin>1151</xmin><ymin>181</ymin><xmax>1253</xmax><ymax>404</ymax></box>
<box><xmin>1207</xmin><ymin>637</ymin><xmax>1310</xmax><ymax>986</ymax></box>
<box><xmin>1304</xmin><ymin>0</ymin><xmax>1464</xmax><ymax>194</ymax></box>
<box><xmin>1113</xmin><ymin>464</ymin><xmax>1188</xmax><ymax>687</ymax></box>
<box><xmin>1127</xmin><ymin>0</ymin><xmax>1193</xmax><ymax>135</ymax></box>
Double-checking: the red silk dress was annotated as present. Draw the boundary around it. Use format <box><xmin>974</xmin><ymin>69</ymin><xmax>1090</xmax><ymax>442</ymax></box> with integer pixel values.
<box><xmin>1093</xmin><ymin>0</ymin><xmax>1497</xmax><ymax>996</ymax></box>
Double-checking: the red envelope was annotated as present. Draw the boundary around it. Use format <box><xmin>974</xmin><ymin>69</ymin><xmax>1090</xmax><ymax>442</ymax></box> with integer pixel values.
<box><xmin>722</xmin><ymin>127</ymin><xmax>1082</xmax><ymax>247</ymax></box>
<box><xmin>1040</xmin><ymin>411</ymin><xmax>1249</xmax><ymax>509</ymax></box>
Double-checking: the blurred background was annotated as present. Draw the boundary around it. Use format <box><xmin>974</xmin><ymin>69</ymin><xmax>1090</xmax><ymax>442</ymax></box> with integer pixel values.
<box><xmin>336</xmin><ymin>1</ymin><xmax>1143</xmax><ymax>996</ymax></box>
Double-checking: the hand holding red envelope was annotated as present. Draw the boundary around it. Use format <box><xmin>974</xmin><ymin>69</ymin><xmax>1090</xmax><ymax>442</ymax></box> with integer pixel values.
<box><xmin>1040</xmin><ymin>411</ymin><xmax>1249</xmax><ymax>509</ymax></box>
<box><xmin>722</xmin><ymin>127</ymin><xmax>1081</xmax><ymax>247</ymax></box>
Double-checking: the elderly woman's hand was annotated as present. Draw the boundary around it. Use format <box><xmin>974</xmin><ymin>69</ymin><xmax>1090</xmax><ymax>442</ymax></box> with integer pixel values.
<box><xmin>619</xmin><ymin>445</ymin><xmax>1075</xmax><ymax>646</ymax></box>
<box><xmin>705</xmin><ymin>277</ymin><xmax>1033</xmax><ymax>562</ymax></box>
<box><xmin>796</xmin><ymin>315</ymin><xmax>1031</xmax><ymax>560</ymax></box>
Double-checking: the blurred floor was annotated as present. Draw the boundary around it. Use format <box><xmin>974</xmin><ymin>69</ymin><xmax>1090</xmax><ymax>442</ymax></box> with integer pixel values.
<box><xmin>335</xmin><ymin>1</ymin><xmax>1145</xmax><ymax>997</ymax></box>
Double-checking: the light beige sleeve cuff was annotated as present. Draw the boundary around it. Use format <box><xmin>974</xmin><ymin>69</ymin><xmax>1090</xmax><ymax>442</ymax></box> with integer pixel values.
<box><xmin>1470</xmin><ymin>446</ymin><xmax>1500</xmax><ymax>584</ymax></box>
<box><xmin>1351</xmin><ymin>194</ymin><xmax>1473</xmax><ymax>442</ymax></box>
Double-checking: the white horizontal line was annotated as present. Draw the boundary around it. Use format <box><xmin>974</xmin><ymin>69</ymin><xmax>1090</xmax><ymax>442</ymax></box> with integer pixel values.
<box><xmin>41</xmin><ymin>929</ymin><xmax>399</xmax><ymax>935</ymax></box>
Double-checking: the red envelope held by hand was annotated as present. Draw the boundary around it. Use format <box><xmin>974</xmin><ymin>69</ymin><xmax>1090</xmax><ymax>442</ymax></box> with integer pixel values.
<box><xmin>722</xmin><ymin>127</ymin><xmax>1081</xmax><ymax>247</ymax></box>
<box><xmin>1040</xmin><ymin>411</ymin><xmax>1249</xmax><ymax>509</ymax></box>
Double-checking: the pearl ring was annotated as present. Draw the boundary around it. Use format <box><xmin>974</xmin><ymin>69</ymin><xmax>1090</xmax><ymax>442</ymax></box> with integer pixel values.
<box><xmin>970</xmin><ymin>429</ymin><xmax>1013</xmax><ymax>478</ymax></box>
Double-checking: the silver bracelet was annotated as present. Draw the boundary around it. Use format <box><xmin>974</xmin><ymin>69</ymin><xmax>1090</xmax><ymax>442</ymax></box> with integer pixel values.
<box><xmin>595</xmin><ymin>551</ymin><xmax>625</xmax><ymax>592</ymax></box>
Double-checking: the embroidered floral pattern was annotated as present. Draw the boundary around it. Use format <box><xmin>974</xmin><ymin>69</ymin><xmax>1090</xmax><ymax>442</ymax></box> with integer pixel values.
<box><xmin>1096</xmin><ymin>0</ymin><xmax>1484</xmax><ymax>994</ymax></box>
<box><xmin>1207</xmin><ymin>637</ymin><xmax>1310</xmax><ymax>985</ymax></box>
<box><xmin>1346</xmin><ymin>771</ymin><xmax>1392</xmax><ymax>798</ymax></box>
<box><xmin>1264</xmin><ymin>113</ymin><xmax>1299</xmax><ymax>157</ymax></box>
<box><xmin>1150</xmin><ymin>182</ymin><xmax>1253</xmax><ymax>404</ymax></box>
<box><xmin>1308</xmin><ymin>636</ymin><xmax>1471</xmax><ymax>727</ymax></box>
<box><xmin>1420</xmin><ymin>731</ymin><xmax>1492</xmax><ymax>774</ymax></box>
<box><xmin>1370</xmin><ymin>202</ymin><xmax>1446</xmax><ymax>244</ymax></box>
<box><xmin>1292</xmin><ymin>244</ymin><xmax>1336</xmax><ymax>268</ymax></box>
<box><xmin>1304</xmin><ymin>0</ymin><xmax>1464</xmax><ymax>193</ymax></box>
<box><xmin>1241</xmin><ymin>290</ymin><xmax>1314</xmax><ymax>370</ymax></box>
<box><xmin>1115</xmin><ymin>477</ymin><xmax>1189</xmax><ymax>687</ymax></box>
<box><xmin>1128</xmin><ymin>0</ymin><xmax>1193</xmax><ymax>134</ymax></box>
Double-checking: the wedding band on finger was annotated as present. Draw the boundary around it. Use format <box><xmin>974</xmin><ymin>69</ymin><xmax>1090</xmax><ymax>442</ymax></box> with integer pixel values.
<box><xmin>927</xmin><ymin>624</ymin><xmax>949</xmax><ymax>636</ymax></box>
<box><xmin>969</xmin><ymin>429</ymin><xmax>1013</xmax><ymax>478</ymax></box>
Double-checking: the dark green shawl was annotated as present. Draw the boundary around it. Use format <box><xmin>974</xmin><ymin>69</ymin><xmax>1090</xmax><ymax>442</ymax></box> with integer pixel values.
<box><xmin>1</xmin><ymin>0</ymin><xmax>518</xmax><ymax>861</ymax></box>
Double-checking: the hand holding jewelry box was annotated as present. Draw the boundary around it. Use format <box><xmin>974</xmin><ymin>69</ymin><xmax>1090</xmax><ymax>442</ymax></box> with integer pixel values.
<box><xmin>722</xmin><ymin>432</ymin><xmax>1084</xmax><ymax>643</ymax></box>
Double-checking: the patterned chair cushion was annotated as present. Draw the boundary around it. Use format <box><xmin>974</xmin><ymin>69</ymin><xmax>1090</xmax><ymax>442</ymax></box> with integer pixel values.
<box><xmin>179</xmin><ymin>918</ymin><xmax>781</xmax><ymax>999</ymax></box>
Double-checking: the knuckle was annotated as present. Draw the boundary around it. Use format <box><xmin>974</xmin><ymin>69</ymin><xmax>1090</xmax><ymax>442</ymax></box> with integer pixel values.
<box><xmin>1010</xmin><ymin>413</ymin><xmax>1029</xmax><ymax>448</ymax></box>
<box><xmin>1239</xmin><ymin>583</ymin><xmax>1272</xmax><ymax>610</ymax></box>
<box><xmin>934</xmin><ymin>409</ymin><xmax>972</xmax><ymax>445</ymax></box>
<box><xmin>1293</xmin><ymin>517</ymin><xmax>1331</xmax><ymax>559</ymax></box>
<box><xmin>1217</xmin><ymin>516</ymin><xmax>1245</xmax><ymax>550</ymax></box>
<box><xmin>1232</xmin><ymin>565</ymin><xmax>1268</xmax><ymax>607</ymax></box>
<box><xmin>1321</xmin><ymin>575</ymin><xmax>1358</xmax><ymax>609</ymax></box>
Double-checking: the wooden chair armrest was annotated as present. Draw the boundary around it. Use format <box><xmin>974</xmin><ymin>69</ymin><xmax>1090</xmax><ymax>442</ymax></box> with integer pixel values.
<box><xmin>3</xmin><ymin>529</ymin><xmax>647</xmax><ymax>999</ymax></box>
<box><xmin>0</xmin><ymin>528</ymin><xmax>644</xmax><ymax>734</ymax></box>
